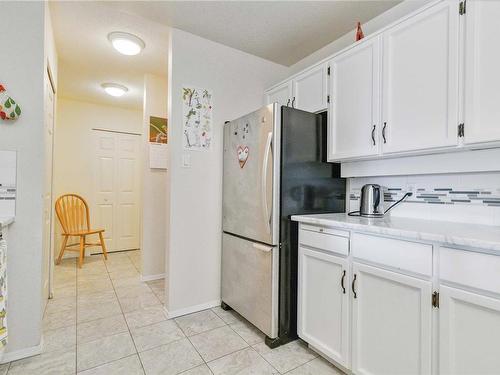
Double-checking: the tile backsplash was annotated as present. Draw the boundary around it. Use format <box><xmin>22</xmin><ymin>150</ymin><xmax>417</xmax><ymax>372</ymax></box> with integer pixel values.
<box><xmin>348</xmin><ymin>172</ymin><xmax>500</xmax><ymax>226</ymax></box>
<box><xmin>0</xmin><ymin>151</ymin><xmax>16</xmax><ymax>217</ymax></box>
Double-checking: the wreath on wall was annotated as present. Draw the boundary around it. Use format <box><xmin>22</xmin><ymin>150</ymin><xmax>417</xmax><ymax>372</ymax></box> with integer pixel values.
<box><xmin>0</xmin><ymin>84</ymin><xmax>21</xmax><ymax>121</ymax></box>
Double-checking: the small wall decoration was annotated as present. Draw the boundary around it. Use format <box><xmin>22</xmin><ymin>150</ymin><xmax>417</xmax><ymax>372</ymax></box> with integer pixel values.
<box><xmin>149</xmin><ymin>116</ymin><xmax>168</xmax><ymax>169</ymax></box>
<box><xmin>182</xmin><ymin>87</ymin><xmax>213</xmax><ymax>151</ymax></box>
<box><xmin>0</xmin><ymin>85</ymin><xmax>21</xmax><ymax>121</ymax></box>
<box><xmin>356</xmin><ymin>22</ymin><xmax>365</xmax><ymax>41</ymax></box>
<box><xmin>149</xmin><ymin>116</ymin><xmax>168</xmax><ymax>144</ymax></box>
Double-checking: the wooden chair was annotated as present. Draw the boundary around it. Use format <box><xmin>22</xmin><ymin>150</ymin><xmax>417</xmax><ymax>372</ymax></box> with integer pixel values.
<box><xmin>55</xmin><ymin>194</ymin><xmax>108</xmax><ymax>268</ymax></box>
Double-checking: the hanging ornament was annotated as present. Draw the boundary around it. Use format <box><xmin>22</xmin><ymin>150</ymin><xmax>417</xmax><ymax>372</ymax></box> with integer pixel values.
<box><xmin>356</xmin><ymin>22</ymin><xmax>365</xmax><ymax>42</ymax></box>
<box><xmin>0</xmin><ymin>85</ymin><xmax>22</xmax><ymax>121</ymax></box>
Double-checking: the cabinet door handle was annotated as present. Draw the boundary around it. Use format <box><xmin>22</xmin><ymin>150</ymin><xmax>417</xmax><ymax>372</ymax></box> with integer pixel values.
<box><xmin>371</xmin><ymin>125</ymin><xmax>376</xmax><ymax>146</ymax></box>
<box><xmin>352</xmin><ymin>274</ymin><xmax>357</xmax><ymax>299</ymax></box>
<box><xmin>382</xmin><ymin>122</ymin><xmax>387</xmax><ymax>144</ymax></box>
<box><xmin>341</xmin><ymin>270</ymin><xmax>346</xmax><ymax>294</ymax></box>
<box><xmin>292</xmin><ymin>97</ymin><xmax>296</xmax><ymax>108</ymax></box>
<box><xmin>286</xmin><ymin>99</ymin><xmax>290</xmax><ymax>107</ymax></box>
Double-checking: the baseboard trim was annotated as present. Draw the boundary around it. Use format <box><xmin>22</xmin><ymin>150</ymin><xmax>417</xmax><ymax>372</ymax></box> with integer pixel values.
<box><xmin>1</xmin><ymin>339</ymin><xmax>43</xmax><ymax>364</ymax></box>
<box><xmin>141</xmin><ymin>273</ymin><xmax>165</xmax><ymax>282</ymax></box>
<box><xmin>164</xmin><ymin>299</ymin><xmax>221</xmax><ymax>319</ymax></box>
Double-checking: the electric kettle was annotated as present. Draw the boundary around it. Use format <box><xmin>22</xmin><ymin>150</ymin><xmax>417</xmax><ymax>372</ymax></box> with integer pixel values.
<box><xmin>360</xmin><ymin>184</ymin><xmax>385</xmax><ymax>217</ymax></box>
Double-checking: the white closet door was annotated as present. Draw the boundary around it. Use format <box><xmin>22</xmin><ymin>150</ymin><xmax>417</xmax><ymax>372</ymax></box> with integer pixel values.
<box><xmin>464</xmin><ymin>1</ymin><xmax>500</xmax><ymax>145</ymax></box>
<box><xmin>93</xmin><ymin>131</ymin><xmax>140</xmax><ymax>252</ymax></box>
<box><xmin>381</xmin><ymin>1</ymin><xmax>460</xmax><ymax>154</ymax></box>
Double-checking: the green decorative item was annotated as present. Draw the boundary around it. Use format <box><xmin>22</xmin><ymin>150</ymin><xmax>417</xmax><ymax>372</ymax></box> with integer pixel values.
<box><xmin>0</xmin><ymin>84</ymin><xmax>21</xmax><ymax>121</ymax></box>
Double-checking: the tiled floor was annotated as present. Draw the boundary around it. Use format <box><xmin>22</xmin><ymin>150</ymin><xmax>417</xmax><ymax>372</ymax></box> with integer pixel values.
<box><xmin>1</xmin><ymin>250</ymin><xmax>343</xmax><ymax>374</ymax></box>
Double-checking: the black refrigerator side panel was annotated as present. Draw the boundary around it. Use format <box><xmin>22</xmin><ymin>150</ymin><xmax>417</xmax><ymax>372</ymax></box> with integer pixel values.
<box><xmin>278</xmin><ymin>107</ymin><xmax>346</xmax><ymax>344</ymax></box>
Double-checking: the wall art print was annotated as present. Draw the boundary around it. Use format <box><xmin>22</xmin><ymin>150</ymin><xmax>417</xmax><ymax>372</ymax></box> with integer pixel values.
<box><xmin>182</xmin><ymin>87</ymin><xmax>212</xmax><ymax>151</ymax></box>
<box><xmin>0</xmin><ymin>84</ymin><xmax>21</xmax><ymax>121</ymax></box>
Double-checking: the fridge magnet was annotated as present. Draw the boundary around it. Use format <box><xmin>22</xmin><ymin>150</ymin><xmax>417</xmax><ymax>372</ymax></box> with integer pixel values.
<box><xmin>356</xmin><ymin>22</ymin><xmax>365</xmax><ymax>41</ymax></box>
<box><xmin>0</xmin><ymin>84</ymin><xmax>22</xmax><ymax>121</ymax></box>
<box><xmin>237</xmin><ymin>145</ymin><xmax>249</xmax><ymax>168</ymax></box>
<box><xmin>182</xmin><ymin>87</ymin><xmax>213</xmax><ymax>151</ymax></box>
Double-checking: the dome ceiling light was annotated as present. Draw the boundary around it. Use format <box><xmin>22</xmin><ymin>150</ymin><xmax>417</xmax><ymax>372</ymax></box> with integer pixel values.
<box><xmin>108</xmin><ymin>31</ymin><xmax>145</xmax><ymax>56</ymax></box>
<box><xmin>101</xmin><ymin>83</ymin><xmax>129</xmax><ymax>97</ymax></box>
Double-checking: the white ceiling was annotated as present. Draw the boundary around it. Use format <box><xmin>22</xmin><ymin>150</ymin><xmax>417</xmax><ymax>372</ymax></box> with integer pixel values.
<box><xmin>51</xmin><ymin>1</ymin><xmax>399</xmax><ymax>110</ymax></box>
<box><xmin>105</xmin><ymin>1</ymin><xmax>399</xmax><ymax>66</ymax></box>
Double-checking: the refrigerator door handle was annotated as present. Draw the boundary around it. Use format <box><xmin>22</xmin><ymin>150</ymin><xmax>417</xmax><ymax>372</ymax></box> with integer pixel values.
<box><xmin>252</xmin><ymin>242</ymin><xmax>273</xmax><ymax>252</ymax></box>
<box><xmin>262</xmin><ymin>131</ymin><xmax>273</xmax><ymax>235</ymax></box>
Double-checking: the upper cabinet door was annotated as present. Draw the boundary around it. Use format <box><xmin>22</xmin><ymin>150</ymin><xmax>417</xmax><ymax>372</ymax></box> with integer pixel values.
<box><xmin>292</xmin><ymin>63</ymin><xmax>328</xmax><ymax>113</ymax></box>
<box><xmin>381</xmin><ymin>1</ymin><xmax>460</xmax><ymax>154</ymax></box>
<box><xmin>464</xmin><ymin>1</ymin><xmax>500</xmax><ymax>145</ymax></box>
<box><xmin>328</xmin><ymin>37</ymin><xmax>381</xmax><ymax>161</ymax></box>
<box><xmin>265</xmin><ymin>81</ymin><xmax>292</xmax><ymax>107</ymax></box>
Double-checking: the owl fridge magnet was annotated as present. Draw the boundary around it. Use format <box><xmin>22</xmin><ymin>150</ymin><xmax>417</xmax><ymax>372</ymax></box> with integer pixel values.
<box><xmin>237</xmin><ymin>145</ymin><xmax>249</xmax><ymax>168</ymax></box>
<box><xmin>0</xmin><ymin>84</ymin><xmax>22</xmax><ymax>121</ymax></box>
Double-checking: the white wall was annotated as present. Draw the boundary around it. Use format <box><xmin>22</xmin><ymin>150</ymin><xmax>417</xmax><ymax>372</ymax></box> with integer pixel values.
<box><xmin>53</xmin><ymin>98</ymin><xmax>142</xmax><ymax>254</ymax></box>
<box><xmin>0</xmin><ymin>1</ymin><xmax>46</xmax><ymax>360</ymax></box>
<box><xmin>166</xmin><ymin>28</ymin><xmax>288</xmax><ymax>316</ymax></box>
<box><xmin>142</xmin><ymin>74</ymin><xmax>168</xmax><ymax>279</ymax></box>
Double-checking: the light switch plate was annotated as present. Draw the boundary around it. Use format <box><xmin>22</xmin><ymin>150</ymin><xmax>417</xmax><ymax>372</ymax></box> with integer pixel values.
<box><xmin>182</xmin><ymin>153</ymin><xmax>191</xmax><ymax>168</ymax></box>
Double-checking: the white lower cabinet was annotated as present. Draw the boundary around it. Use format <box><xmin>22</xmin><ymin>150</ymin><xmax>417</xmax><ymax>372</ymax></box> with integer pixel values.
<box><xmin>439</xmin><ymin>285</ymin><xmax>500</xmax><ymax>375</ymax></box>
<box><xmin>351</xmin><ymin>262</ymin><xmax>432</xmax><ymax>375</ymax></box>
<box><xmin>298</xmin><ymin>247</ymin><xmax>349</xmax><ymax>367</ymax></box>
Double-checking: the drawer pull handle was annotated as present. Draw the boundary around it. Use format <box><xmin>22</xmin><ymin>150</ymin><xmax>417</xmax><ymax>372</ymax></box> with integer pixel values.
<box><xmin>371</xmin><ymin>125</ymin><xmax>376</xmax><ymax>146</ymax></box>
<box><xmin>341</xmin><ymin>270</ymin><xmax>346</xmax><ymax>294</ymax></box>
<box><xmin>319</xmin><ymin>228</ymin><xmax>324</xmax><ymax>233</ymax></box>
<box><xmin>352</xmin><ymin>274</ymin><xmax>357</xmax><ymax>299</ymax></box>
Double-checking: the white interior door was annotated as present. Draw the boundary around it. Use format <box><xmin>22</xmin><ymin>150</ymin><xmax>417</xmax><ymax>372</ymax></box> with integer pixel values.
<box><xmin>93</xmin><ymin>130</ymin><xmax>141</xmax><ymax>253</ymax></box>
<box><xmin>381</xmin><ymin>1</ymin><xmax>460</xmax><ymax>154</ymax></box>
<box><xmin>440</xmin><ymin>285</ymin><xmax>500</xmax><ymax>375</ymax></box>
<box><xmin>351</xmin><ymin>262</ymin><xmax>432</xmax><ymax>375</ymax></box>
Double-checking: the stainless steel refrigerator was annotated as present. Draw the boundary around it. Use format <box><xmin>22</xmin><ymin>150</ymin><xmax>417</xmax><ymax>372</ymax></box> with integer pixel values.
<box><xmin>222</xmin><ymin>103</ymin><xmax>345</xmax><ymax>348</ymax></box>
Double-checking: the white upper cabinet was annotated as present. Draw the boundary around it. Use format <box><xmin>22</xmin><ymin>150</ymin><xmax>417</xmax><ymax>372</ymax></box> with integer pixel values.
<box><xmin>351</xmin><ymin>262</ymin><xmax>432</xmax><ymax>375</ymax></box>
<box><xmin>439</xmin><ymin>285</ymin><xmax>500</xmax><ymax>375</ymax></box>
<box><xmin>265</xmin><ymin>81</ymin><xmax>292</xmax><ymax>107</ymax></box>
<box><xmin>328</xmin><ymin>37</ymin><xmax>381</xmax><ymax>161</ymax></box>
<box><xmin>464</xmin><ymin>1</ymin><xmax>500</xmax><ymax>145</ymax></box>
<box><xmin>381</xmin><ymin>1</ymin><xmax>460</xmax><ymax>154</ymax></box>
<box><xmin>293</xmin><ymin>63</ymin><xmax>328</xmax><ymax>113</ymax></box>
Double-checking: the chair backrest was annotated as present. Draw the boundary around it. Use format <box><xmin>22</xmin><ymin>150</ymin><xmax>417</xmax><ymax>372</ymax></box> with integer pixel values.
<box><xmin>55</xmin><ymin>194</ymin><xmax>90</xmax><ymax>234</ymax></box>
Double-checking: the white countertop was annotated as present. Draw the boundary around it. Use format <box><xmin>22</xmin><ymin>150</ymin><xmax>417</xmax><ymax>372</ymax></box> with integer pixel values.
<box><xmin>0</xmin><ymin>216</ymin><xmax>14</xmax><ymax>227</ymax></box>
<box><xmin>291</xmin><ymin>213</ymin><xmax>500</xmax><ymax>253</ymax></box>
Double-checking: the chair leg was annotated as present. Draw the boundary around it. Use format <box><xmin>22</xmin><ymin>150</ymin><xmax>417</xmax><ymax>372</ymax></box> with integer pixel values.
<box><xmin>99</xmin><ymin>232</ymin><xmax>108</xmax><ymax>261</ymax></box>
<box><xmin>56</xmin><ymin>235</ymin><xmax>69</xmax><ymax>265</ymax></box>
<box><xmin>78</xmin><ymin>235</ymin><xmax>85</xmax><ymax>269</ymax></box>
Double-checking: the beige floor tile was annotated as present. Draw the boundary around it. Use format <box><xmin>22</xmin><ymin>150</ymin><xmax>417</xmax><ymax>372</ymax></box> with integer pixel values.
<box><xmin>253</xmin><ymin>340</ymin><xmax>317</xmax><ymax>374</ymax></box>
<box><xmin>43</xmin><ymin>308</ymin><xmax>76</xmax><ymax>331</ymax></box>
<box><xmin>8</xmin><ymin>348</ymin><xmax>75</xmax><ymax>375</ymax></box>
<box><xmin>189</xmin><ymin>326</ymin><xmax>248</xmax><ymax>362</ymax></box>
<box><xmin>229</xmin><ymin>319</ymin><xmax>265</xmax><ymax>346</ymax></box>
<box><xmin>77</xmin><ymin>300</ymin><xmax>122</xmax><ymax>323</ymax></box>
<box><xmin>77</xmin><ymin>278</ymin><xmax>113</xmax><ymax>292</ymax></box>
<box><xmin>77</xmin><ymin>354</ymin><xmax>144</xmax><ymax>375</ymax></box>
<box><xmin>108</xmin><ymin>268</ymin><xmax>139</xmax><ymax>280</ymax></box>
<box><xmin>118</xmin><ymin>291</ymin><xmax>161</xmax><ymax>313</ymax></box>
<box><xmin>131</xmin><ymin>319</ymin><xmax>185</xmax><ymax>352</ymax></box>
<box><xmin>286</xmin><ymin>357</ymin><xmax>343</xmax><ymax>375</ymax></box>
<box><xmin>115</xmin><ymin>283</ymin><xmax>152</xmax><ymax>299</ymax></box>
<box><xmin>175</xmin><ymin>309</ymin><xmax>226</xmax><ymax>337</ymax></box>
<box><xmin>139</xmin><ymin>338</ymin><xmax>203</xmax><ymax>375</ymax></box>
<box><xmin>77</xmin><ymin>290</ymin><xmax>117</xmax><ymax>306</ymax></box>
<box><xmin>111</xmin><ymin>275</ymin><xmax>143</xmax><ymax>288</ymax></box>
<box><xmin>0</xmin><ymin>363</ymin><xmax>8</xmax><ymax>375</ymax></box>
<box><xmin>211</xmin><ymin>307</ymin><xmax>243</xmax><ymax>325</ymax></box>
<box><xmin>124</xmin><ymin>305</ymin><xmax>168</xmax><ymax>329</ymax></box>
<box><xmin>52</xmin><ymin>285</ymin><xmax>77</xmax><ymax>298</ymax></box>
<box><xmin>77</xmin><ymin>331</ymin><xmax>136</xmax><ymax>372</ymax></box>
<box><xmin>77</xmin><ymin>314</ymin><xmax>129</xmax><ymax>344</ymax></box>
<box><xmin>42</xmin><ymin>325</ymin><xmax>76</xmax><ymax>353</ymax></box>
<box><xmin>44</xmin><ymin>296</ymin><xmax>77</xmax><ymax>315</ymax></box>
<box><xmin>207</xmin><ymin>347</ymin><xmax>278</xmax><ymax>375</ymax></box>
<box><xmin>179</xmin><ymin>364</ymin><xmax>212</xmax><ymax>375</ymax></box>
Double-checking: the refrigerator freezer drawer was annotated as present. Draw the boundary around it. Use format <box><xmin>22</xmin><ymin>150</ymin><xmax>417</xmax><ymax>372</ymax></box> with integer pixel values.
<box><xmin>221</xmin><ymin>233</ymin><xmax>279</xmax><ymax>338</ymax></box>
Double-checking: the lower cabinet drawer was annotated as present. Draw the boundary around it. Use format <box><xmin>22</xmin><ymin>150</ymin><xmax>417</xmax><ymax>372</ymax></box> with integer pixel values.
<box><xmin>440</xmin><ymin>247</ymin><xmax>500</xmax><ymax>295</ymax></box>
<box><xmin>299</xmin><ymin>225</ymin><xmax>349</xmax><ymax>256</ymax></box>
<box><xmin>352</xmin><ymin>232</ymin><xmax>433</xmax><ymax>277</ymax></box>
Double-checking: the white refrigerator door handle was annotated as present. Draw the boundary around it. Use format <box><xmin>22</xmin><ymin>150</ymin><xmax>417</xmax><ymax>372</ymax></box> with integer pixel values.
<box><xmin>261</xmin><ymin>131</ymin><xmax>273</xmax><ymax>235</ymax></box>
<box><xmin>252</xmin><ymin>243</ymin><xmax>273</xmax><ymax>252</ymax></box>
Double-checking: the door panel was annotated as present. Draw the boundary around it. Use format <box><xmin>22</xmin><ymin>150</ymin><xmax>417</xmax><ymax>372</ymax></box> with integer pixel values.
<box><xmin>464</xmin><ymin>1</ymin><xmax>500</xmax><ymax>145</ymax></box>
<box><xmin>223</xmin><ymin>104</ymin><xmax>278</xmax><ymax>245</ymax></box>
<box><xmin>265</xmin><ymin>81</ymin><xmax>292</xmax><ymax>107</ymax></box>
<box><xmin>351</xmin><ymin>263</ymin><xmax>432</xmax><ymax>375</ymax></box>
<box><xmin>440</xmin><ymin>286</ymin><xmax>500</xmax><ymax>375</ymax></box>
<box><xmin>328</xmin><ymin>37</ymin><xmax>381</xmax><ymax>161</ymax></box>
<box><xmin>221</xmin><ymin>233</ymin><xmax>278</xmax><ymax>338</ymax></box>
<box><xmin>382</xmin><ymin>1</ymin><xmax>459</xmax><ymax>153</ymax></box>
<box><xmin>293</xmin><ymin>64</ymin><xmax>328</xmax><ymax>113</ymax></box>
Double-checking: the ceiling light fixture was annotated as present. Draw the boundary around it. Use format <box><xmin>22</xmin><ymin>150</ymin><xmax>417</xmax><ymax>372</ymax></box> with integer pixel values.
<box><xmin>101</xmin><ymin>83</ymin><xmax>128</xmax><ymax>97</ymax></box>
<box><xmin>108</xmin><ymin>31</ymin><xmax>145</xmax><ymax>56</ymax></box>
